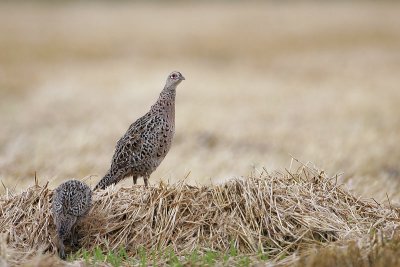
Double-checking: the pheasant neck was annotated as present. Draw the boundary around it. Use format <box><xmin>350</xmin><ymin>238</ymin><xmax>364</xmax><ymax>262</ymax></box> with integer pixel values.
<box><xmin>151</xmin><ymin>86</ymin><xmax>176</xmax><ymax>117</ymax></box>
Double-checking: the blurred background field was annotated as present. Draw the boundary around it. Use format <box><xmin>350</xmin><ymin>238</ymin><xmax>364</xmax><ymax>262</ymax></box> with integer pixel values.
<box><xmin>0</xmin><ymin>1</ymin><xmax>399</xmax><ymax>201</ymax></box>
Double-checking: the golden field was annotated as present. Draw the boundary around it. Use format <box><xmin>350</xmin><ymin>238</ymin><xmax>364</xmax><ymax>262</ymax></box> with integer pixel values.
<box><xmin>0</xmin><ymin>1</ymin><xmax>400</xmax><ymax>202</ymax></box>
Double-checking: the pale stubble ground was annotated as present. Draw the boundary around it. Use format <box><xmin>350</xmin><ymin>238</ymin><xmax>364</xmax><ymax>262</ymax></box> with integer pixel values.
<box><xmin>0</xmin><ymin>2</ymin><xmax>399</xmax><ymax>202</ymax></box>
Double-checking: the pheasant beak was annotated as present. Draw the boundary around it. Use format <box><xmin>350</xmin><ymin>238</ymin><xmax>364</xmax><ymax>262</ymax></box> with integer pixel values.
<box><xmin>180</xmin><ymin>75</ymin><xmax>185</xmax><ymax>80</ymax></box>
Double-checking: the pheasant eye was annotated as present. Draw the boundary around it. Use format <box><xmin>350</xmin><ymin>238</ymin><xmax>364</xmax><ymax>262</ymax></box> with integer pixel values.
<box><xmin>171</xmin><ymin>74</ymin><xmax>177</xmax><ymax>79</ymax></box>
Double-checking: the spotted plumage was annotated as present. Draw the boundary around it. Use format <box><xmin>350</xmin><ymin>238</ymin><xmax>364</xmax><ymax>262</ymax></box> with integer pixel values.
<box><xmin>52</xmin><ymin>180</ymin><xmax>92</xmax><ymax>259</ymax></box>
<box><xmin>94</xmin><ymin>71</ymin><xmax>185</xmax><ymax>190</ymax></box>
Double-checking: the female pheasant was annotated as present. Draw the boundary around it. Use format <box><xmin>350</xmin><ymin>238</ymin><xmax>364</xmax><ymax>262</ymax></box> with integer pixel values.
<box><xmin>94</xmin><ymin>71</ymin><xmax>185</xmax><ymax>190</ymax></box>
<box><xmin>52</xmin><ymin>180</ymin><xmax>92</xmax><ymax>259</ymax></box>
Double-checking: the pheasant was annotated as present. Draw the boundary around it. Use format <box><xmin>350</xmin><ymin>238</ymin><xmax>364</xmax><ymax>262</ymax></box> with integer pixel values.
<box><xmin>52</xmin><ymin>179</ymin><xmax>92</xmax><ymax>259</ymax></box>
<box><xmin>94</xmin><ymin>71</ymin><xmax>185</xmax><ymax>190</ymax></box>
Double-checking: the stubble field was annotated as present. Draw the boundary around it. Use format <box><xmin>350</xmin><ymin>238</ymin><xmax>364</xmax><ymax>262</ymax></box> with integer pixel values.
<box><xmin>0</xmin><ymin>1</ymin><xmax>400</xmax><ymax>265</ymax></box>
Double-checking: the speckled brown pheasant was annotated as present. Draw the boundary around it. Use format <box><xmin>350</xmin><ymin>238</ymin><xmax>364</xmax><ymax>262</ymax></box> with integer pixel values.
<box><xmin>94</xmin><ymin>71</ymin><xmax>185</xmax><ymax>190</ymax></box>
<box><xmin>52</xmin><ymin>179</ymin><xmax>92</xmax><ymax>259</ymax></box>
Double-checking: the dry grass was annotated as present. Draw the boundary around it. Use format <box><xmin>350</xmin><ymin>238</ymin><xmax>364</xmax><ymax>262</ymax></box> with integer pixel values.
<box><xmin>292</xmin><ymin>235</ymin><xmax>400</xmax><ymax>267</ymax></box>
<box><xmin>1</xmin><ymin>164</ymin><xmax>399</xmax><ymax>266</ymax></box>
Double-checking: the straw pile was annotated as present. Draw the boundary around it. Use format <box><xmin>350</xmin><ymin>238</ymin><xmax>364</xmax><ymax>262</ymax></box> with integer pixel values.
<box><xmin>1</xmin><ymin>165</ymin><xmax>399</xmax><ymax>266</ymax></box>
